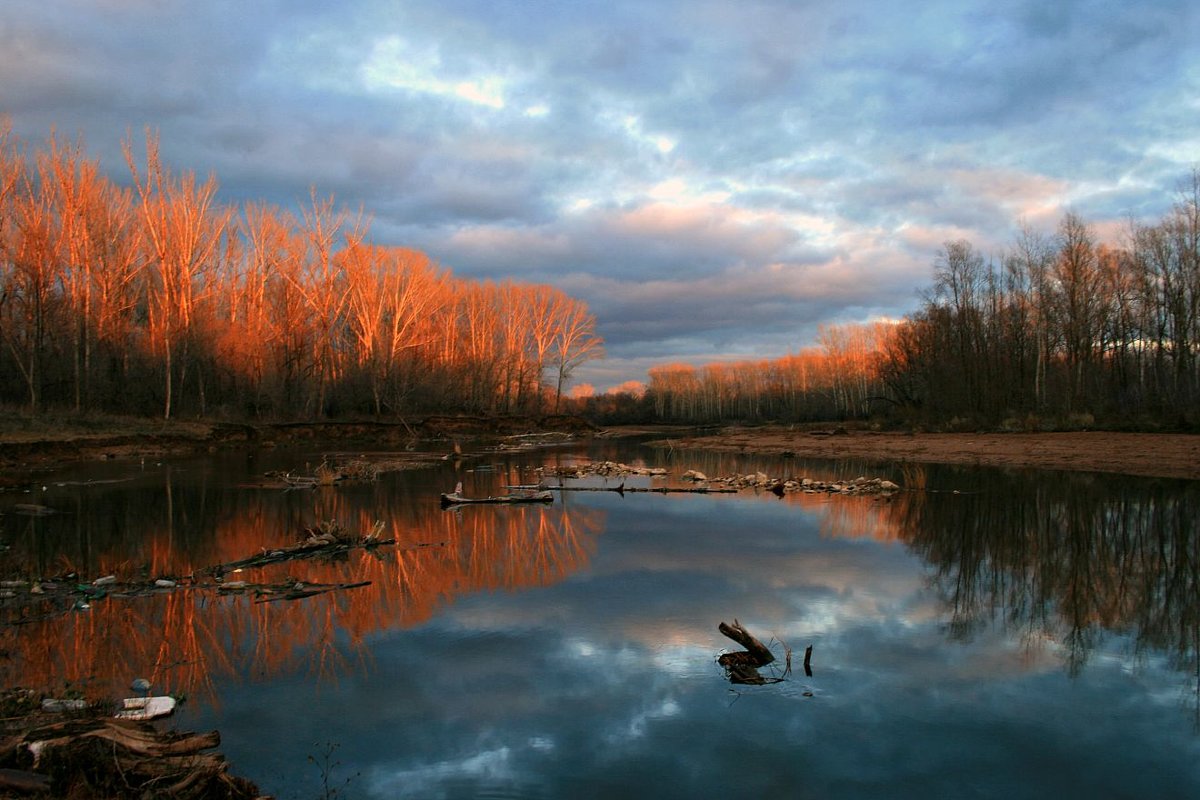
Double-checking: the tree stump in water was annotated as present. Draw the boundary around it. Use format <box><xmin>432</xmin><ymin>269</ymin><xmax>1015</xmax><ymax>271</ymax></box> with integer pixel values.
<box><xmin>717</xmin><ymin>619</ymin><xmax>776</xmax><ymax>684</ymax></box>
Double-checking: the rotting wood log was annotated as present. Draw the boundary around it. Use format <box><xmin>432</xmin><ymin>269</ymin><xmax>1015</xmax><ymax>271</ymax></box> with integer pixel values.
<box><xmin>207</xmin><ymin>536</ymin><xmax>403</xmax><ymax>574</ymax></box>
<box><xmin>718</xmin><ymin>619</ymin><xmax>784</xmax><ymax>685</ymax></box>
<box><xmin>548</xmin><ymin>483</ymin><xmax>738</xmax><ymax>496</ymax></box>
<box><xmin>726</xmin><ymin>664</ymin><xmax>771</xmax><ymax>685</ymax></box>
<box><xmin>627</xmin><ymin>486</ymin><xmax>738</xmax><ymax>494</ymax></box>
<box><xmin>3</xmin><ymin>701</ymin><xmax>264</xmax><ymax>799</ymax></box>
<box><xmin>718</xmin><ymin>619</ymin><xmax>775</xmax><ymax>666</ymax></box>
<box><xmin>90</xmin><ymin>722</ymin><xmax>220</xmax><ymax>757</ymax></box>
<box><xmin>254</xmin><ymin>580</ymin><xmax>371</xmax><ymax>603</ymax></box>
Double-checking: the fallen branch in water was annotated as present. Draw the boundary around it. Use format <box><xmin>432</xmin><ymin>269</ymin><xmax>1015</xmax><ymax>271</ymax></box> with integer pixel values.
<box><xmin>717</xmin><ymin>619</ymin><xmax>783</xmax><ymax>685</ymax></box>
<box><xmin>206</xmin><ymin>520</ymin><xmax>402</xmax><ymax>574</ymax></box>
<box><xmin>718</xmin><ymin>620</ymin><xmax>775</xmax><ymax>665</ymax></box>
<box><xmin>251</xmin><ymin>579</ymin><xmax>372</xmax><ymax>603</ymax></box>
<box><xmin>546</xmin><ymin>483</ymin><xmax>738</xmax><ymax>496</ymax></box>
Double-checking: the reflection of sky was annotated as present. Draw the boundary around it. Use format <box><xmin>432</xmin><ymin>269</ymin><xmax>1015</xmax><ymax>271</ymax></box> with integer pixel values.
<box><xmin>185</xmin><ymin>482</ymin><xmax>1200</xmax><ymax>799</ymax></box>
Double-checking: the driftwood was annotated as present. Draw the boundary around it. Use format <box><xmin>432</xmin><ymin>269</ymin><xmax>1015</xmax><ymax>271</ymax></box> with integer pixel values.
<box><xmin>31</xmin><ymin>720</ymin><xmax>218</xmax><ymax>759</ymax></box>
<box><xmin>252</xmin><ymin>579</ymin><xmax>371</xmax><ymax>603</ymax></box>
<box><xmin>207</xmin><ymin>522</ymin><xmax>398</xmax><ymax>574</ymax></box>
<box><xmin>718</xmin><ymin>620</ymin><xmax>775</xmax><ymax>665</ymax></box>
<box><xmin>625</xmin><ymin>485</ymin><xmax>737</xmax><ymax>495</ymax></box>
<box><xmin>440</xmin><ymin>482</ymin><xmax>554</xmax><ymax>508</ymax></box>
<box><xmin>5</xmin><ymin>713</ymin><xmax>264</xmax><ymax>800</ymax></box>
<box><xmin>718</xmin><ymin>619</ymin><xmax>780</xmax><ymax>685</ymax></box>
<box><xmin>547</xmin><ymin>483</ymin><xmax>738</xmax><ymax>496</ymax></box>
<box><xmin>3</xmin><ymin>521</ymin><xmax>443</xmax><ymax>627</ymax></box>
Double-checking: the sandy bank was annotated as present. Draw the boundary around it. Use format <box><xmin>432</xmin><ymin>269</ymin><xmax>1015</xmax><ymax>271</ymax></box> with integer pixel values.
<box><xmin>635</xmin><ymin>426</ymin><xmax>1200</xmax><ymax>481</ymax></box>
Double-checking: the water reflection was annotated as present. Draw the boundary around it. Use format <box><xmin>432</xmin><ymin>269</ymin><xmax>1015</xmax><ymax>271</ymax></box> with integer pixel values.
<box><xmin>3</xmin><ymin>452</ymin><xmax>1198</xmax><ymax>704</ymax></box>
<box><xmin>0</xmin><ymin>455</ymin><xmax>603</xmax><ymax>703</ymax></box>
<box><xmin>885</xmin><ymin>470</ymin><xmax>1200</xmax><ymax>712</ymax></box>
<box><xmin>2</xmin><ymin>444</ymin><xmax>1199</xmax><ymax>796</ymax></box>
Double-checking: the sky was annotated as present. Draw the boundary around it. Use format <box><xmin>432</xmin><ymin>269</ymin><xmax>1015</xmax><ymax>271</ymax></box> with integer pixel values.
<box><xmin>2</xmin><ymin>0</ymin><xmax>1198</xmax><ymax>391</ymax></box>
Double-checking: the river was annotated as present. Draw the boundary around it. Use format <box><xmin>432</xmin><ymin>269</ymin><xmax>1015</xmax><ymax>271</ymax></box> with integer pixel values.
<box><xmin>2</xmin><ymin>439</ymin><xmax>1198</xmax><ymax>798</ymax></box>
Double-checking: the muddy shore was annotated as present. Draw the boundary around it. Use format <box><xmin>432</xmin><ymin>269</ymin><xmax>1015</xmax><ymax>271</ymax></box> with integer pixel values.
<box><xmin>640</xmin><ymin>425</ymin><xmax>1200</xmax><ymax>481</ymax></box>
<box><xmin>0</xmin><ymin>416</ymin><xmax>1196</xmax><ymax>481</ymax></box>
<box><xmin>0</xmin><ymin>414</ymin><xmax>597</xmax><ymax>475</ymax></box>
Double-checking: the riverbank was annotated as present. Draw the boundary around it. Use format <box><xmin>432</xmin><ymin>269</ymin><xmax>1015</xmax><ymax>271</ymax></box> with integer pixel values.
<box><xmin>0</xmin><ymin>413</ymin><xmax>597</xmax><ymax>474</ymax></box>
<box><xmin>638</xmin><ymin>425</ymin><xmax>1200</xmax><ymax>480</ymax></box>
<box><xmin>1</xmin><ymin>415</ymin><xmax>1196</xmax><ymax>481</ymax></box>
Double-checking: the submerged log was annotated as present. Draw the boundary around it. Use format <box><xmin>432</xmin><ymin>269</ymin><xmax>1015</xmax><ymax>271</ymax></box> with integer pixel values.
<box><xmin>253</xmin><ymin>579</ymin><xmax>372</xmax><ymax>603</ymax></box>
<box><xmin>207</xmin><ymin>524</ymin><xmax>397</xmax><ymax>574</ymax></box>
<box><xmin>549</xmin><ymin>483</ymin><xmax>738</xmax><ymax>496</ymax></box>
<box><xmin>625</xmin><ymin>486</ymin><xmax>737</xmax><ymax>494</ymax></box>
<box><xmin>718</xmin><ymin>620</ymin><xmax>775</xmax><ymax>666</ymax></box>
<box><xmin>440</xmin><ymin>481</ymin><xmax>555</xmax><ymax>508</ymax></box>
<box><xmin>717</xmin><ymin>619</ymin><xmax>780</xmax><ymax>685</ymax></box>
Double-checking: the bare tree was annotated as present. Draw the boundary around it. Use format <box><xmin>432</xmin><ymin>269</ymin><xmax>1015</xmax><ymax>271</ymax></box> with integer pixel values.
<box><xmin>551</xmin><ymin>297</ymin><xmax>604</xmax><ymax>412</ymax></box>
<box><xmin>125</xmin><ymin>130</ymin><xmax>232</xmax><ymax>419</ymax></box>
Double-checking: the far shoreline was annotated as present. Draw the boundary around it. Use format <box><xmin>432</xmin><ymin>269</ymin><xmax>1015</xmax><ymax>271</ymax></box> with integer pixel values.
<box><xmin>636</xmin><ymin>425</ymin><xmax>1200</xmax><ymax>481</ymax></box>
<box><xmin>0</xmin><ymin>416</ymin><xmax>1196</xmax><ymax>481</ymax></box>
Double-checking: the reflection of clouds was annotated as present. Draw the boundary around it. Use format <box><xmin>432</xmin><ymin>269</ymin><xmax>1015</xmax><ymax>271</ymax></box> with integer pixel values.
<box><xmin>15</xmin><ymin>449</ymin><xmax>1200</xmax><ymax>797</ymax></box>
<box><xmin>366</xmin><ymin>746</ymin><xmax>518</xmax><ymax>797</ymax></box>
<box><xmin>606</xmin><ymin>697</ymin><xmax>682</xmax><ymax>744</ymax></box>
<box><xmin>543</xmin><ymin>493</ymin><xmax>929</xmax><ymax>650</ymax></box>
<box><xmin>183</xmin><ymin>463</ymin><xmax>1200</xmax><ymax>798</ymax></box>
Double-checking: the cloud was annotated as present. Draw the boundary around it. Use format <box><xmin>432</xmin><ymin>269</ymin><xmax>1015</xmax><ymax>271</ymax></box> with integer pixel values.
<box><xmin>2</xmin><ymin>0</ymin><xmax>1197</xmax><ymax>388</ymax></box>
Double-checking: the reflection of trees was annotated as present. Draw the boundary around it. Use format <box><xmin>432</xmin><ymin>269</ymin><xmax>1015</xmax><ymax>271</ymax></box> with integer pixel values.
<box><xmin>708</xmin><ymin>460</ymin><xmax>1200</xmax><ymax>718</ymax></box>
<box><xmin>873</xmin><ymin>471</ymin><xmax>1200</xmax><ymax>720</ymax></box>
<box><xmin>0</xmin><ymin>478</ymin><xmax>603</xmax><ymax>704</ymax></box>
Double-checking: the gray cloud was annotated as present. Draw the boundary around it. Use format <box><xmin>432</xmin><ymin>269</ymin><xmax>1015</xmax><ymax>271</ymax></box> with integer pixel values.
<box><xmin>3</xmin><ymin>0</ymin><xmax>1197</xmax><ymax>390</ymax></box>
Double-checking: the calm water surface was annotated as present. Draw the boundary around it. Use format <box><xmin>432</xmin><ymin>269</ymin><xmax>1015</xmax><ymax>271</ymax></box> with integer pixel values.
<box><xmin>2</xmin><ymin>440</ymin><xmax>1198</xmax><ymax>799</ymax></box>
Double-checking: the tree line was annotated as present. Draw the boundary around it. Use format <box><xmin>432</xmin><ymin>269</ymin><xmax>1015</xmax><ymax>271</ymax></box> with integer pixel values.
<box><xmin>629</xmin><ymin>322</ymin><xmax>891</xmax><ymax>424</ymax></box>
<box><xmin>0</xmin><ymin>124</ymin><xmax>603</xmax><ymax>419</ymax></box>
<box><xmin>636</xmin><ymin>173</ymin><xmax>1200</xmax><ymax>430</ymax></box>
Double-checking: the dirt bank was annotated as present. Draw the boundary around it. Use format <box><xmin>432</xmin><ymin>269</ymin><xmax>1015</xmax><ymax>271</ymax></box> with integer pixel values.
<box><xmin>640</xmin><ymin>426</ymin><xmax>1200</xmax><ymax>480</ymax></box>
<box><xmin>0</xmin><ymin>414</ymin><xmax>598</xmax><ymax>474</ymax></box>
<box><xmin>2</xmin><ymin>416</ymin><xmax>1195</xmax><ymax>481</ymax></box>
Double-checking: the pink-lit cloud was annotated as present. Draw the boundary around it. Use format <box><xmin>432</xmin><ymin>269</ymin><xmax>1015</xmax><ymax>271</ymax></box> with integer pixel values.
<box><xmin>2</xmin><ymin>0</ymin><xmax>1195</xmax><ymax>389</ymax></box>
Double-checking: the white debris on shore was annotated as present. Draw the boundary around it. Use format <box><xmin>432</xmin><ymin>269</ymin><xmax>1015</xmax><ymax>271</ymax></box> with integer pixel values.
<box><xmin>538</xmin><ymin>461</ymin><xmax>900</xmax><ymax>495</ymax></box>
<box><xmin>712</xmin><ymin>473</ymin><xmax>901</xmax><ymax>495</ymax></box>
<box><xmin>538</xmin><ymin>461</ymin><xmax>668</xmax><ymax>478</ymax></box>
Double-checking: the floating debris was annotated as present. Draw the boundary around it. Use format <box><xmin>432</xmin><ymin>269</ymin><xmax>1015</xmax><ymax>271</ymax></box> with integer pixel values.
<box><xmin>114</xmin><ymin>695</ymin><xmax>177</xmax><ymax>721</ymax></box>
<box><xmin>40</xmin><ymin>698</ymin><xmax>88</xmax><ymax>713</ymax></box>
<box><xmin>697</xmin><ymin>471</ymin><xmax>901</xmax><ymax>495</ymax></box>
<box><xmin>441</xmin><ymin>481</ymin><xmax>554</xmax><ymax>508</ymax></box>
<box><xmin>538</xmin><ymin>461</ymin><xmax>900</xmax><ymax>497</ymax></box>
<box><xmin>538</xmin><ymin>461</ymin><xmax>668</xmax><ymax>478</ymax></box>
<box><xmin>0</xmin><ymin>690</ymin><xmax>263</xmax><ymax>799</ymax></box>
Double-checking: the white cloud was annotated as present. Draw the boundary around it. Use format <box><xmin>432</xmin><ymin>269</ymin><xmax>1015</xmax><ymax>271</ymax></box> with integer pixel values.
<box><xmin>361</xmin><ymin>35</ymin><xmax>509</xmax><ymax>109</ymax></box>
<box><xmin>2</xmin><ymin>0</ymin><xmax>1196</xmax><ymax>387</ymax></box>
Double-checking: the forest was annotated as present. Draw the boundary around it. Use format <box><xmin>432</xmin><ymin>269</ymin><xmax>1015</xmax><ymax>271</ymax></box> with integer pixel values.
<box><xmin>631</xmin><ymin>173</ymin><xmax>1200</xmax><ymax>431</ymax></box>
<box><xmin>0</xmin><ymin>124</ymin><xmax>602</xmax><ymax>419</ymax></box>
<box><xmin>3</xmin><ymin>122</ymin><xmax>1197</xmax><ymax>431</ymax></box>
